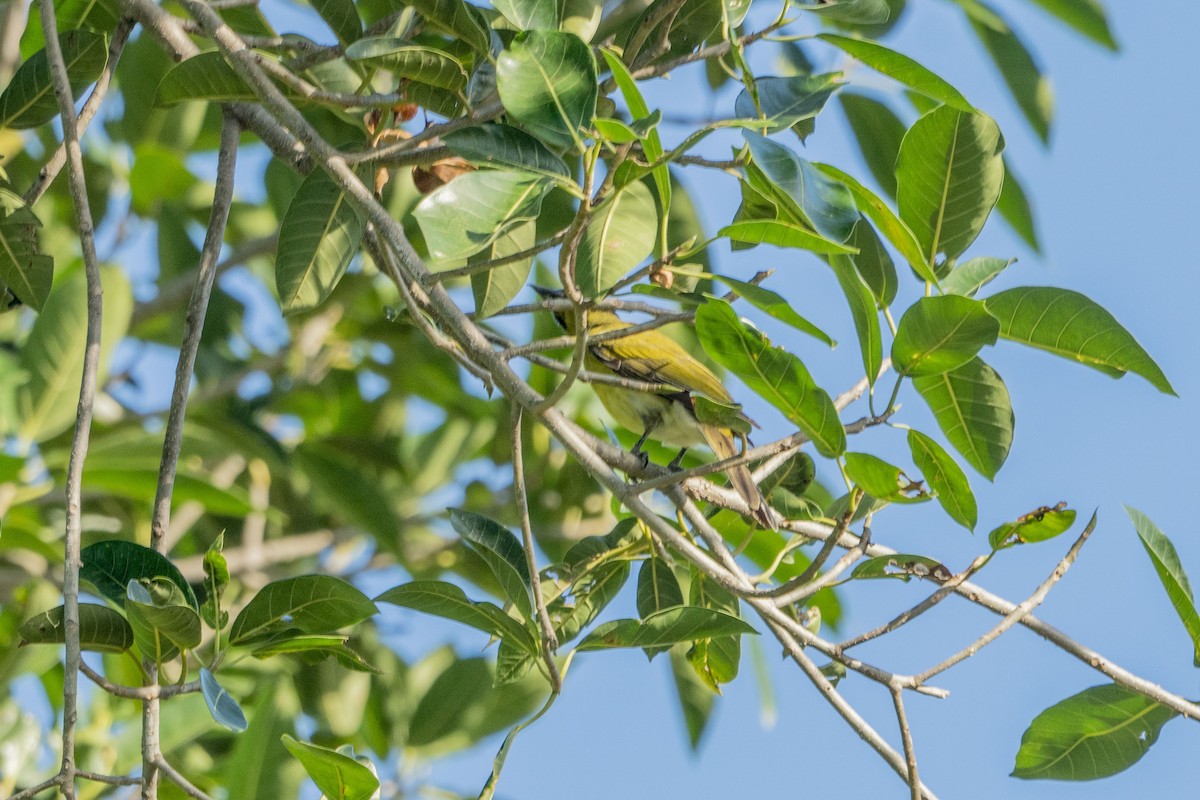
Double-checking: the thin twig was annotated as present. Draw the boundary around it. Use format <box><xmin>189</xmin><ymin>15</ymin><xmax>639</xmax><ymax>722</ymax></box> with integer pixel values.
<box><xmin>890</xmin><ymin>684</ymin><xmax>922</xmax><ymax>800</ymax></box>
<box><xmin>914</xmin><ymin>515</ymin><xmax>1098</xmax><ymax>684</ymax></box>
<box><xmin>9</xmin><ymin>775</ymin><xmax>61</xmax><ymax>800</ymax></box>
<box><xmin>765</xmin><ymin>617</ymin><xmax>939</xmax><ymax>800</ymax></box>
<box><xmin>24</xmin><ymin>19</ymin><xmax>135</xmax><ymax>206</ymax></box>
<box><xmin>150</xmin><ymin>112</ymin><xmax>241</xmax><ymax>548</ymax></box>
<box><xmin>432</xmin><ymin>231</ymin><xmax>569</xmax><ymax>283</ymax></box>
<box><xmin>511</xmin><ymin>405</ymin><xmax>562</xmax><ymax>692</ymax></box>
<box><xmin>77</xmin><ymin>771</ymin><xmax>143</xmax><ymax>787</ymax></box>
<box><xmin>38</xmin><ymin>0</ymin><xmax>106</xmax><ymax>792</ymax></box>
<box><xmin>80</xmin><ymin>661</ymin><xmax>200</xmax><ymax>699</ymax></box>
<box><xmin>154</xmin><ymin>759</ymin><xmax>215</xmax><ymax>800</ymax></box>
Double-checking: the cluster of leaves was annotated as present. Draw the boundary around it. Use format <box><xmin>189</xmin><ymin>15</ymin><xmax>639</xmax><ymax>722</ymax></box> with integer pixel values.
<box><xmin>0</xmin><ymin>0</ymin><xmax>1197</xmax><ymax>797</ymax></box>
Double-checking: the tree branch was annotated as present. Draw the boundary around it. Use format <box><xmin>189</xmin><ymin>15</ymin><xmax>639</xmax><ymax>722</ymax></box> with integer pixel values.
<box><xmin>38</xmin><ymin>0</ymin><xmax>107</xmax><ymax>793</ymax></box>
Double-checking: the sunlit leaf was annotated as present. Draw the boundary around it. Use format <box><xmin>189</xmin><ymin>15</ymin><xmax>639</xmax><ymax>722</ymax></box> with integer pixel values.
<box><xmin>576</xmin><ymin>179</ymin><xmax>657</xmax><ymax>298</ymax></box>
<box><xmin>497</xmin><ymin>30</ymin><xmax>596</xmax><ymax>150</ymax></box>
<box><xmin>851</xmin><ymin>554</ymin><xmax>952</xmax><ymax>582</ymax></box>
<box><xmin>988</xmin><ymin>505</ymin><xmax>1078</xmax><ymax>550</ymax></box>
<box><xmin>577</xmin><ymin>606</ymin><xmax>756</xmax><ymax>651</ymax></box>
<box><xmin>897</xmin><ymin>107</ymin><xmax>1005</xmax><ymax>263</ymax></box>
<box><xmin>828</xmin><ymin>254</ymin><xmax>881</xmax><ymax>385</ymax></box>
<box><xmin>228</xmin><ymin>576</ymin><xmax>377</xmax><ymax>645</ymax></box>
<box><xmin>696</xmin><ymin>300</ymin><xmax>845</xmax><ymax>457</ymax></box>
<box><xmin>984</xmin><ymin>287</ymin><xmax>1174</xmax><ymax>394</ymax></box>
<box><xmin>414</xmin><ymin>170</ymin><xmax>551</xmax><ymax>264</ymax></box>
<box><xmin>376</xmin><ymin>580</ymin><xmax>537</xmax><ymax>653</ymax></box>
<box><xmin>844</xmin><ymin>452</ymin><xmax>929</xmax><ymax>504</ymax></box>
<box><xmin>714</xmin><ymin>275</ymin><xmax>836</xmax><ymax>347</ymax></box>
<box><xmin>343</xmin><ymin>39</ymin><xmax>467</xmax><ymax>90</ymax></box>
<box><xmin>282</xmin><ymin>735</ymin><xmax>379</xmax><ymax>800</ymax></box>
<box><xmin>908</xmin><ymin>429</ymin><xmax>976</xmax><ymax>529</ymax></box>
<box><xmin>940</xmin><ymin>256</ymin><xmax>1014</xmax><ymax>298</ymax></box>
<box><xmin>744</xmin><ymin>132</ymin><xmax>858</xmax><ymax>243</ymax></box>
<box><xmin>892</xmin><ymin>295</ymin><xmax>999</xmax><ymax>377</ymax></box>
<box><xmin>1012</xmin><ymin>684</ymin><xmax>1176</xmax><ymax>780</ymax></box>
<box><xmin>817</xmin><ymin>34</ymin><xmax>972</xmax><ymax>110</ymax></box>
<box><xmin>913</xmin><ymin>356</ymin><xmax>1013</xmax><ymax>479</ymax></box>
<box><xmin>1126</xmin><ymin>506</ymin><xmax>1200</xmax><ymax>665</ymax></box>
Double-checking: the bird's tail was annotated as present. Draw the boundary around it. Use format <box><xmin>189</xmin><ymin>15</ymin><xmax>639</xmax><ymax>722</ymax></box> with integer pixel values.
<box><xmin>700</xmin><ymin>425</ymin><xmax>778</xmax><ymax>531</ymax></box>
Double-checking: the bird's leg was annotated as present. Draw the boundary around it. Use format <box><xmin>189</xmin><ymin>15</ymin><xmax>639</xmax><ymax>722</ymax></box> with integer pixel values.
<box><xmin>630</xmin><ymin>428</ymin><xmax>653</xmax><ymax>469</ymax></box>
<box><xmin>668</xmin><ymin>448</ymin><xmax>688</xmax><ymax>471</ymax></box>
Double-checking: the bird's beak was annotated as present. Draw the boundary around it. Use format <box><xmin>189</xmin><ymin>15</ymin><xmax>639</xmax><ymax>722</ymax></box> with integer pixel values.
<box><xmin>531</xmin><ymin>285</ymin><xmax>565</xmax><ymax>300</ymax></box>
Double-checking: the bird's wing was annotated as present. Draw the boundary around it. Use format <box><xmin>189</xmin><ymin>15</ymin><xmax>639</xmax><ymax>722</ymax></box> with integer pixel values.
<box><xmin>589</xmin><ymin>331</ymin><xmax>734</xmax><ymax>403</ymax></box>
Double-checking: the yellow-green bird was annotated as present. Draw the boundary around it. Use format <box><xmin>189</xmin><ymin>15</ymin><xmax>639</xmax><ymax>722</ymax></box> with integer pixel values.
<box><xmin>533</xmin><ymin>286</ymin><xmax>776</xmax><ymax>530</ymax></box>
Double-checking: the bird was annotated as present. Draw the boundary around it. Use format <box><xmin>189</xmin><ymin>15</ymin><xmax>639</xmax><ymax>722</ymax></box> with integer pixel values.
<box><xmin>532</xmin><ymin>286</ymin><xmax>776</xmax><ymax>530</ymax></box>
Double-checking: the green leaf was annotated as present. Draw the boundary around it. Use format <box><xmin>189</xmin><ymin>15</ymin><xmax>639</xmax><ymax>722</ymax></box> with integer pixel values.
<box><xmin>988</xmin><ymin>505</ymin><xmax>1078</xmax><ymax>550</ymax></box>
<box><xmin>575</xmin><ymin>179</ymin><xmax>657</xmax><ymax>297</ymax></box>
<box><xmin>845</xmin><ymin>216</ymin><xmax>897</xmax><ymax>308</ymax></box>
<box><xmin>248</xmin><ymin>632</ymin><xmax>379</xmax><ymax>672</ymax></box>
<box><xmin>696</xmin><ymin>300</ymin><xmax>845</xmax><ymax>458</ymax></box>
<box><xmin>228</xmin><ymin>576</ymin><xmax>377</xmax><ymax>645</ymax></box>
<box><xmin>470</xmin><ymin>219</ymin><xmax>535</xmax><ymax>319</ymax></box>
<box><xmin>892</xmin><ymin>295</ymin><xmax>999</xmax><ymax>377</ymax></box>
<box><xmin>493</xmin><ymin>0</ymin><xmax>560</xmax><ymax>31</ymax></box>
<box><xmin>19</xmin><ymin>604</ymin><xmax>133</xmax><ymax>653</ymax></box>
<box><xmin>201</xmin><ymin>533</ymin><xmax>230</xmax><ymax>631</ymax></box>
<box><xmin>983</xmin><ymin>287</ymin><xmax>1174</xmax><ymax>394</ymax></box>
<box><xmin>11</xmin><ymin>265</ymin><xmax>132</xmax><ymax>445</ymax></box>
<box><xmin>996</xmin><ymin>158</ymin><xmax>1040</xmax><ymax>251</ymax></box>
<box><xmin>125</xmin><ymin>578</ymin><xmax>202</xmax><ymax>662</ymax></box>
<box><xmin>734</xmin><ymin>73</ymin><xmax>842</xmax><ymax>132</ymax></box>
<box><xmin>719</xmin><ymin>219</ymin><xmax>856</xmax><ymax>255</ymax></box>
<box><xmin>0</xmin><ymin>30</ymin><xmax>108</xmax><ymax>129</ymax></box>
<box><xmin>80</xmin><ymin>540</ymin><xmax>198</xmax><ymax>611</ymax></box>
<box><xmin>714</xmin><ymin>275</ymin><xmax>835</xmax><ymax>347</ymax></box>
<box><xmin>807</xmin><ymin>0</ymin><xmax>891</xmax><ymax>24</ymax></box>
<box><xmin>908</xmin><ymin>429</ymin><xmax>976</xmax><ymax>529</ymax></box>
<box><xmin>281</xmin><ymin>735</ymin><xmax>379</xmax><ymax>800</ymax></box>
<box><xmin>1021</xmin><ymin>0</ymin><xmax>1117</xmax><ymax>50</ymax></box>
<box><xmin>814</xmin><ymin>163</ymin><xmax>933</xmax><ymax>282</ymax></box>
<box><xmin>444</xmin><ymin>124</ymin><xmax>572</xmax><ymax>181</ymax></box>
<box><xmin>897</xmin><ymin>107</ymin><xmax>1005</xmax><ymax>263</ymax></box>
<box><xmin>343</xmin><ymin>39</ymin><xmax>467</xmax><ymax>90</ymax></box>
<box><xmin>601</xmin><ymin>49</ymin><xmax>670</xmax><ymax>228</ymax></box>
<box><xmin>636</xmin><ymin>558</ymin><xmax>684</xmax><ymax>618</ymax></box>
<box><xmin>20</xmin><ymin>0</ymin><xmax>119</xmax><ymax>60</ymax></box>
<box><xmin>1012</xmin><ymin>684</ymin><xmax>1176</xmax><ymax>780</ymax></box>
<box><xmin>497</xmin><ymin>30</ymin><xmax>597</xmax><ymax>150</ymax></box>
<box><xmin>913</xmin><ymin>357</ymin><xmax>1014</xmax><ymax>479</ymax></box>
<box><xmin>828</xmin><ymin>254</ymin><xmax>882</xmax><ymax>386</ymax></box>
<box><xmin>577</xmin><ymin>606</ymin><xmax>756</xmax><ymax>651</ymax></box>
<box><xmin>843</xmin><ymin>452</ymin><xmax>929</xmax><ymax>504</ymax></box>
<box><xmin>552</xmin><ymin>561</ymin><xmax>630</xmax><ymax>644</ymax></box>
<box><xmin>275</xmin><ymin>167</ymin><xmax>366</xmax><ymax>315</ymax></box>
<box><xmin>817</xmin><ymin>34</ymin><xmax>972</xmax><ymax>111</ymax></box>
<box><xmin>310</xmin><ymin>0</ymin><xmax>362</xmax><ymax>46</ymax></box>
<box><xmin>449</xmin><ymin>509</ymin><xmax>534</xmax><ymax>618</ymax></box>
<box><xmin>1125</xmin><ymin>507</ymin><xmax>1200</xmax><ymax>666</ymax></box>
<box><xmin>414</xmin><ymin>170</ymin><xmax>550</xmax><ymax>264</ymax></box>
<box><xmin>671</xmin><ymin>646</ymin><xmax>715</xmax><ymax>747</ymax></box>
<box><xmin>155</xmin><ymin>51</ymin><xmax>259</xmax><ymax>106</ymax></box>
<box><xmin>851</xmin><ymin>554</ymin><xmax>953</xmax><ymax>582</ymax></box>
<box><xmin>688</xmin><ymin>573</ymin><xmax>742</xmax><ymax>687</ymax></box>
<box><xmin>839</xmin><ymin>92</ymin><xmax>905</xmax><ymax>199</ymax></box>
<box><xmin>940</xmin><ymin>256</ymin><xmax>1014</xmax><ymax>298</ymax></box>
<box><xmin>375</xmin><ymin>581</ymin><xmax>537</xmax><ymax>653</ymax></box>
<box><xmin>200</xmin><ymin>667</ymin><xmax>248</xmax><ymax>732</ymax></box>
<box><xmin>971</xmin><ymin>16</ymin><xmax>1052</xmax><ymax>143</ymax></box>
<box><xmin>0</xmin><ymin>188</ymin><xmax>52</xmax><ymax>312</ymax></box>
<box><xmin>404</xmin><ymin>0</ymin><xmax>490</xmax><ymax>54</ymax></box>
<box><xmin>744</xmin><ymin>132</ymin><xmax>858</xmax><ymax>243</ymax></box>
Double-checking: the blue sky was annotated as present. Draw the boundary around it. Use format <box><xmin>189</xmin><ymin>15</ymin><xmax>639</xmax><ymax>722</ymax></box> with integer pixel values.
<box><xmin>399</xmin><ymin>3</ymin><xmax>1200</xmax><ymax>798</ymax></box>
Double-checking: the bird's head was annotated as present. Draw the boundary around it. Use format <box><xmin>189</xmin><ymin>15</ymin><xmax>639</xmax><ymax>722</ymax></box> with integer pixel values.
<box><xmin>531</xmin><ymin>286</ymin><xmax>625</xmax><ymax>334</ymax></box>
